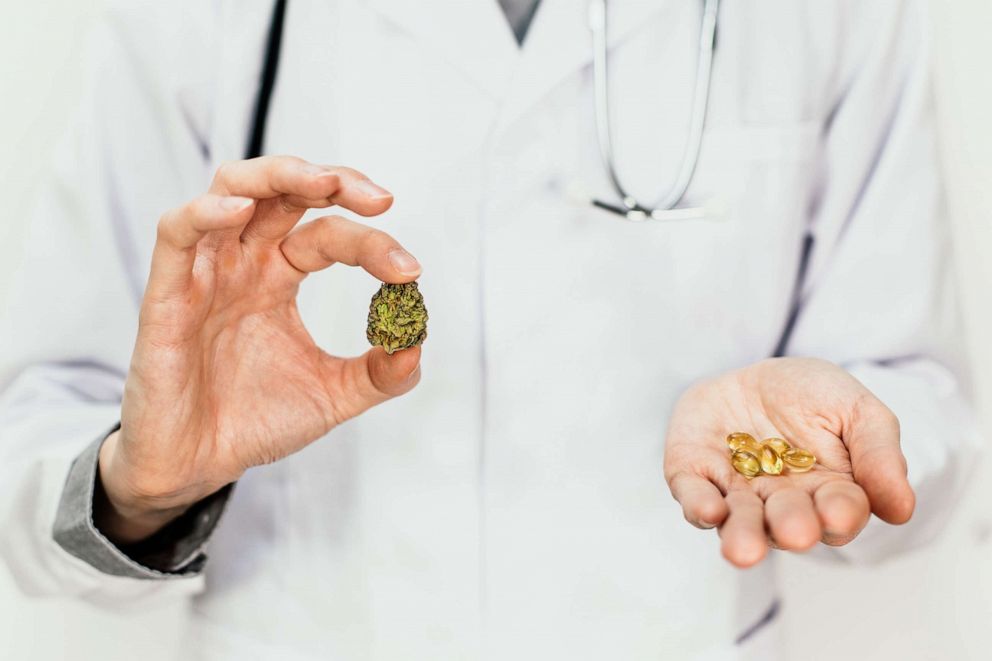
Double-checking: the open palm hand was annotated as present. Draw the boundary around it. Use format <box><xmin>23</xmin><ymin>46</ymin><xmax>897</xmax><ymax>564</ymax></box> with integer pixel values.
<box><xmin>664</xmin><ymin>358</ymin><xmax>915</xmax><ymax>567</ymax></box>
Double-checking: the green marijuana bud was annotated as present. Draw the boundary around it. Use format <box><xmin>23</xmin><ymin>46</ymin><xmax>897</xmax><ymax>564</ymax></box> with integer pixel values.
<box><xmin>366</xmin><ymin>282</ymin><xmax>428</xmax><ymax>354</ymax></box>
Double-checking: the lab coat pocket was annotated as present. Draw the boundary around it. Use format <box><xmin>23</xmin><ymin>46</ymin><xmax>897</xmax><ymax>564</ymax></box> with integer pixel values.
<box><xmin>664</xmin><ymin>121</ymin><xmax>822</xmax><ymax>363</ymax></box>
<box><xmin>572</xmin><ymin>120</ymin><xmax>820</xmax><ymax>226</ymax></box>
<box><xmin>674</xmin><ymin>121</ymin><xmax>822</xmax><ymax>223</ymax></box>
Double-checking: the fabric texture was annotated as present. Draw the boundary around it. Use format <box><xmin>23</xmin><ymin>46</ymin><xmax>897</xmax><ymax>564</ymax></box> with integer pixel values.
<box><xmin>52</xmin><ymin>425</ymin><xmax>232</xmax><ymax>578</ymax></box>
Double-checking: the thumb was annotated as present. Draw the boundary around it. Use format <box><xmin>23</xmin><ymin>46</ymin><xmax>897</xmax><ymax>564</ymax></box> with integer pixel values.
<box><xmin>329</xmin><ymin>345</ymin><xmax>422</xmax><ymax>423</ymax></box>
<box><xmin>844</xmin><ymin>395</ymin><xmax>915</xmax><ymax>525</ymax></box>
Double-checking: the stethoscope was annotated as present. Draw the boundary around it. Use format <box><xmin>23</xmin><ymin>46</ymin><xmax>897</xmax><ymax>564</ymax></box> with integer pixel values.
<box><xmin>247</xmin><ymin>0</ymin><xmax>720</xmax><ymax>223</ymax></box>
<box><xmin>588</xmin><ymin>0</ymin><xmax>720</xmax><ymax>222</ymax></box>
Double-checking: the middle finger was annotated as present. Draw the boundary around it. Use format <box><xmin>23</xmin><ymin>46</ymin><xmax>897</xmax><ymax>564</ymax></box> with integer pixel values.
<box><xmin>763</xmin><ymin>487</ymin><xmax>821</xmax><ymax>551</ymax></box>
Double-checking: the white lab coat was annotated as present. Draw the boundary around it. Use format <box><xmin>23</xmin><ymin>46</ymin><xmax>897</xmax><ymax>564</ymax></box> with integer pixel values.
<box><xmin>0</xmin><ymin>1</ymin><xmax>977</xmax><ymax>659</ymax></box>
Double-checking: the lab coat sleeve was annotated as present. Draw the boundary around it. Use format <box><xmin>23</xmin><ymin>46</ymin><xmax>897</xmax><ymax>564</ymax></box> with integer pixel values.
<box><xmin>52</xmin><ymin>428</ymin><xmax>233</xmax><ymax>578</ymax></box>
<box><xmin>781</xmin><ymin>1</ymin><xmax>981</xmax><ymax>563</ymax></box>
<box><xmin>0</xmin><ymin>1</ymin><xmax>227</xmax><ymax>607</ymax></box>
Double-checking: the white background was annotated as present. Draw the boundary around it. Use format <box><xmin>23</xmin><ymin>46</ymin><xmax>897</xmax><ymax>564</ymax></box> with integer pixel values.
<box><xmin>1</xmin><ymin>1</ymin><xmax>991</xmax><ymax>659</ymax></box>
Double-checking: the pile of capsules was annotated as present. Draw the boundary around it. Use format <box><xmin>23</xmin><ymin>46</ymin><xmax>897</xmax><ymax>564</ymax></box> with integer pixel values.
<box><xmin>727</xmin><ymin>432</ymin><xmax>816</xmax><ymax>478</ymax></box>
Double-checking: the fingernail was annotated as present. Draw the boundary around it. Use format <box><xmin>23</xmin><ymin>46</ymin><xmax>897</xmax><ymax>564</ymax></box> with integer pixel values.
<box><xmin>388</xmin><ymin>249</ymin><xmax>421</xmax><ymax>275</ymax></box>
<box><xmin>219</xmin><ymin>196</ymin><xmax>253</xmax><ymax>211</ymax></box>
<box><xmin>356</xmin><ymin>179</ymin><xmax>392</xmax><ymax>199</ymax></box>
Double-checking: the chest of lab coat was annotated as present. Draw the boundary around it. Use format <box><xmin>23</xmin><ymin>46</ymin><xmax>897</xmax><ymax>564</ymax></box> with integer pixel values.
<box><xmin>179</xmin><ymin>2</ymin><xmax>822</xmax><ymax>658</ymax></box>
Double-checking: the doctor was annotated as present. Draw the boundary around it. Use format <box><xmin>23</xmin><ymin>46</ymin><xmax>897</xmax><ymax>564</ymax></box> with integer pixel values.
<box><xmin>0</xmin><ymin>0</ymin><xmax>976</xmax><ymax>659</ymax></box>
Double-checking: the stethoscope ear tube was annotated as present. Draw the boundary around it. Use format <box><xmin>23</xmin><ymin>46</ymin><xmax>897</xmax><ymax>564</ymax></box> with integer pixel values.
<box><xmin>589</xmin><ymin>0</ymin><xmax>720</xmax><ymax>221</ymax></box>
<box><xmin>247</xmin><ymin>0</ymin><xmax>288</xmax><ymax>160</ymax></box>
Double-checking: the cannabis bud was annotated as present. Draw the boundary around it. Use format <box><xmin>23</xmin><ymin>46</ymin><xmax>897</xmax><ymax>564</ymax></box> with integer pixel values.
<box><xmin>366</xmin><ymin>282</ymin><xmax>428</xmax><ymax>354</ymax></box>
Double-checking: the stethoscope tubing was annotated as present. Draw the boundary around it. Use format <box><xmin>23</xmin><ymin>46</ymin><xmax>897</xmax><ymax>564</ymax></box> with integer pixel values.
<box><xmin>249</xmin><ymin>0</ymin><xmax>720</xmax><ymax>223</ymax></box>
<box><xmin>589</xmin><ymin>0</ymin><xmax>720</xmax><ymax>221</ymax></box>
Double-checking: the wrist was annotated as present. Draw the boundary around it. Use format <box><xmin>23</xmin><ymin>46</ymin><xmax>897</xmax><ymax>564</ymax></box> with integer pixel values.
<box><xmin>95</xmin><ymin>430</ymin><xmax>195</xmax><ymax>544</ymax></box>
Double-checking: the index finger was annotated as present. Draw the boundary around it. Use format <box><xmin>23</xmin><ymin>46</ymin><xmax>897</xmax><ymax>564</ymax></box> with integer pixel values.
<box><xmin>279</xmin><ymin>216</ymin><xmax>422</xmax><ymax>283</ymax></box>
<box><xmin>668</xmin><ymin>472</ymin><xmax>729</xmax><ymax>529</ymax></box>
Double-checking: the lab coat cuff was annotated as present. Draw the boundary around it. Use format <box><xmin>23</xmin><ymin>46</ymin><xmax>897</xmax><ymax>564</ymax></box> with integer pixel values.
<box><xmin>52</xmin><ymin>424</ymin><xmax>233</xmax><ymax>579</ymax></box>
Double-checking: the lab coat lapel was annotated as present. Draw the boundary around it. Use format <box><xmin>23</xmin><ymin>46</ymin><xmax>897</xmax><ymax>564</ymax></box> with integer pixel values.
<box><xmin>366</xmin><ymin>0</ymin><xmax>519</xmax><ymax>99</ymax></box>
<box><xmin>499</xmin><ymin>0</ymin><xmax>684</xmax><ymax>128</ymax></box>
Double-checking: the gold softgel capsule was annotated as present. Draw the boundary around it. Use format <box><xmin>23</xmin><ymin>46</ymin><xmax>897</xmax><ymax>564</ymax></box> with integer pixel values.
<box><xmin>762</xmin><ymin>437</ymin><xmax>791</xmax><ymax>455</ymax></box>
<box><xmin>759</xmin><ymin>446</ymin><xmax>784</xmax><ymax>475</ymax></box>
<box><xmin>782</xmin><ymin>447</ymin><xmax>816</xmax><ymax>472</ymax></box>
<box><xmin>731</xmin><ymin>450</ymin><xmax>761</xmax><ymax>478</ymax></box>
<box><xmin>726</xmin><ymin>432</ymin><xmax>762</xmax><ymax>455</ymax></box>
<box><xmin>726</xmin><ymin>431</ymin><xmax>816</xmax><ymax>477</ymax></box>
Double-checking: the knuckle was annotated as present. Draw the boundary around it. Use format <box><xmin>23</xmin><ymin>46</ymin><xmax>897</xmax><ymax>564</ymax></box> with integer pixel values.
<box><xmin>270</xmin><ymin>154</ymin><xmax>307</xmax><ymax>178</ymax></box>
<box><xmin>188</xmin><ymin>194</ymin><xmax>215</xmax><ymax>218</ymax></box>
<box><xmin>880</xmin><ymin>404</ymin><xmax>900</xmax><ymax>433</ymax></box>
<box><xmin>329</xmin><ymin>165</ymin><xmax>361</xmax><ymax>178</ymax></box>
<box><xmin>278</xmin><ymin>195</ymin><xmax>303</xmax><ymax>214</ymax></box>
<box><xmin>360</xmin><ymin>227</ymin><xmax>391</xmax><ymax>251</ymax></box>
<box><xmin>156</xmin><ymin>199</ymin><xmax>205</xmax><ymax>244</ymax></box>
<box><xmin>853</xmin><ymin>391</ymin><xmax>900</xmax><ymax>431</ymax></box>
<box><xmin>314</xmin><ymin>214</ymin><xmax>344</xmax><ymax>235</ymax></box>
<box><xmin>723</xmin><ymin>489</ymin><xmax>745</xmax><ymax>506</ymax></box>
<box><xmin>156</xmin><ymin>210</ymin><xmax>180</xmax><ymax>243</ymax></box>
<box><xmin>273</xmin><ymin>154</ymin><xmax>304</xmax><ymax>167</ymax></box>
<box><xmin>309</xmin><ymin>216</ymin><xmax>343</xmax><ymax>260</ymax></box>
<box><xmin>214</xmin><ymin>160</ymin><xmax>238</xmax><ymax>182</ymax></box>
